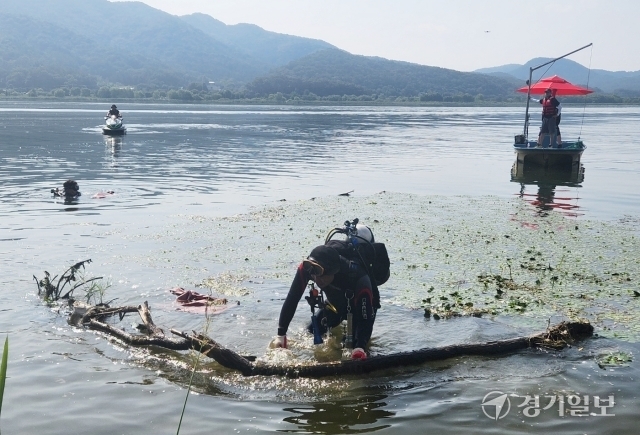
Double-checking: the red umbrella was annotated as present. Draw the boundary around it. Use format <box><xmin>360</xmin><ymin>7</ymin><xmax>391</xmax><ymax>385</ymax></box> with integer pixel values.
<box><xmin>517</xmin><ymin>75</ymin><xmax>593</xmax><ymax>96</ymax></box>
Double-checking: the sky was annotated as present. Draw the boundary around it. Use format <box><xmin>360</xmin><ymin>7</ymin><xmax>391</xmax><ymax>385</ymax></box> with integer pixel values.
<box><xmin>114</xmin><ymin>0</ymin><xmax>640</xmax><ymax>72</ymax></box>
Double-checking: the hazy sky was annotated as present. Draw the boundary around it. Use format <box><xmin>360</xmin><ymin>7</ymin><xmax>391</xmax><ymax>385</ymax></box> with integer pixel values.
<box><xmin>114</xmin><ymin>0</ymin><xmax>639</xmax><ymax>72</ymax></box>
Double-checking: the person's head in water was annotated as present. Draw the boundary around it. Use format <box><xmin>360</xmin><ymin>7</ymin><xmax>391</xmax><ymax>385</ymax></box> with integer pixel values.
<box><xmin>303</xmin><ymin>245</ymin><xmax>340</xmax><ymax>288</ymax></box>
<box><xmin>63</xmin><ymin>179</ymin><xmax>80</xmax><ymax>197</ymax></box>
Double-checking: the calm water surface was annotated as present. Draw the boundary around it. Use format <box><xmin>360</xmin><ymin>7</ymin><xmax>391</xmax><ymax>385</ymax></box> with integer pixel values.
<box><xmin>1</xmin><ymin>102</ymin><xmax>639</xmax><ymax>434</ymax></box>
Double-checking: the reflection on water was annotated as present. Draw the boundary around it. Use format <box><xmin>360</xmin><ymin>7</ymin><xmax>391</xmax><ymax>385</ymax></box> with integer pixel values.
<box><xmin>511</xmin><ymin>160</ymin><xmax>584</xmax><ymax>217</ymax></box>
<box><xmin>104</xmin><ymin>135</ymin><xmax>122</xmax><ymax>158</ymax></box>
<box><xmin>282</xmin><ymin>394</ymin><xmax>394</xmax><ymax>433</ymax></box>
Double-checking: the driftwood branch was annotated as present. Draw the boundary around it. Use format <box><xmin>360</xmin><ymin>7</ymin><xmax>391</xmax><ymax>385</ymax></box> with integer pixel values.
<box><xmin>77</xmin><ymin>304</ymin><xmax>140</xmax><ymax>325</ymax></box>
<box><xmin>74</xmin><ymin>299</ymin><xmax>593</xmax><ymax>378</ymax></box>
<box><xmin>88</xmin><ymin>319</ymin><xmax>192</xmax><ymax>350</ymax></box>
<box><xmin>74</xmin><ymin>302</ymin><xmax>190</xmax><ymax>351</ymax></box>
<box><xmin>36</xmin><ymin>262</ymin><xmax>595</xmax><ymax>379</ymax></box>
<box><xmin>171</xmin><ymin>320</ymin><xmax>593</xmax><ymax>378</ymax></box>
<box><xmin>170</xmin><ymin>329</ymin><xmax>255</xmax><ymax>375</ymax></box>
<box><xmin>137</xmin><ymin>301</ymin><xmax>164</xmax><ymax>336</ymax></box>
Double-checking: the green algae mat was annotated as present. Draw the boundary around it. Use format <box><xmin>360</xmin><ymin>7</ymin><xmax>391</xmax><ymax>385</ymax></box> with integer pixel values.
<box><xmin>149</xmin><ymin>192</ymin><xmax>640</xmax><ymax>341</ymax></box>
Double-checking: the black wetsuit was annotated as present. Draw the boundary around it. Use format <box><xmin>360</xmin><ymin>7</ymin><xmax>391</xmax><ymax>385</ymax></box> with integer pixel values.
<box><xmin>277</xmin><ymin>257</ymin><xmax>376</xmax><ymax>349</ymax></box>
<box><xmin>107</xmin><ymin>108</ymin><xmax>121</xmax><ymax>118</ymax></box>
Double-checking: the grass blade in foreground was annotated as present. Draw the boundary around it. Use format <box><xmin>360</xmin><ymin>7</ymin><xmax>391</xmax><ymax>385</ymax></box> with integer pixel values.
<box><xmin>0</xmin><ymin>336</ymin><xmax>8</xmax><ymax>417</ymax></box>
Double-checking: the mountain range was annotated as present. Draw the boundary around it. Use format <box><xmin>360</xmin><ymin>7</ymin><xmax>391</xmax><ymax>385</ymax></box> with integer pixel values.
<box><xmin>474</xmin><ymin>58</ymin><xmax>640</xmax><ymax>94</ymax></box>
<box><xmin>1</xmin><ymin>0</ymin><xmax>638</xmax><ymax>99</ymax></box>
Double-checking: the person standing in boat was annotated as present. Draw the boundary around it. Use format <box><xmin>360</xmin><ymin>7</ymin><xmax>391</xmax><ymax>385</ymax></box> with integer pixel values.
<box><xmin>532</xmin><ymin>88</ymin><xmax>560</xmax><ymax>146</ymax></box>
<box><xmin>552</xmin><ymin>89</ymin><xmax>562</xmax><ymax>145</ymax></box>
<box><xmin>106</xmin><ymin>104</ymin><xmax>121</xmax><ymax>118</ymax></box>
<box><xmin>272</xmin><ymin>240</ymin><xmax>378</xmax><ymax>361</ymax></box>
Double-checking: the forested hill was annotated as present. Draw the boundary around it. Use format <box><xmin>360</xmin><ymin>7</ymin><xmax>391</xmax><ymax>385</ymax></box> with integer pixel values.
<box><xmin>246</xmin><ymin>49</ymin><xmax>522</xmax><ymax>100</ymax></box>
<box><xmin>0</xmin><ymin>0</ymin><xmax>523</xmax><ymax>100</ymax></box>
<box><xmin>0</xmin><ymin>0</ymin><xmax>331</xmax><ymax>90</ymax></box>
<box><xmin>475</xmin><ymin>58</ymin><xmax>640</xmax><ymax>95</ymax></box>
<box><xmin>2</xmin><ymin>0</ymin><xmax>633</xmax><ymax>102</ymax></box>
<box><xmin>180</xmin><ymin>13</ymin><xmax>334</xmax><ymax>69</ymax></box>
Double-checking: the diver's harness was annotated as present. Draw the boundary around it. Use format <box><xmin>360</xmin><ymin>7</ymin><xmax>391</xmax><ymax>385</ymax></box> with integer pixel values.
<box><xmin>305</xmin><ymin>218</ymin><xmax>378</xmax><ymax>349</ymax></box>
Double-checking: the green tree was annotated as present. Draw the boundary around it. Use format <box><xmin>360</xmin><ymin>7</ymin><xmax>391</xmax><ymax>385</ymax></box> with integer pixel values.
<box><xmin>97</xmin><ymin>87</ymin><xmax>111</xmax><ymax>98</ymax></box>
<box><xmin>167</xmin><ymin>89</ymin><xmax>193</xmax><ymax>100</ymax></box>
<box><xmin>110</xmin><ymin>87</ymin><xmax>134</xmax><ymax>98</ymax></box>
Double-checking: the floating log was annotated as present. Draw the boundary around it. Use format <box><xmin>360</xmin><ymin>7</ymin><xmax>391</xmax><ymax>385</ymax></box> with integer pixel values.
<box><xmin>73</xmin><ymin>299</ymin><xmax>593</xmax><ymax>378</ymax></box>
<box><xmin>171</xmin><ymin>320</ymin><xmax>593</xmax><ymax>378</ymax></box>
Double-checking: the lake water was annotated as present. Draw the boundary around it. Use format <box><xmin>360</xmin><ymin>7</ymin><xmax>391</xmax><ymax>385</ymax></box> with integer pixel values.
<box><xmin>1</xmin><ymin>102</ymin><xmax>639</xmax><ymax>434</ymax></box>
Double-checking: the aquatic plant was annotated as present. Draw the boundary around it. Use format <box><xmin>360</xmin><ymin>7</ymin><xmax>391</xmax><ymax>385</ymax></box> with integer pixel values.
<box><xmin>143</xmin><ymin>192</ymin><xmax>640</xmax><ymax>339</ymax></box>
<box><xmin>33</xmin><ymin>259</ymin><xmax>103</xmax><ymax>301</ymax></box>
<box><xmin>596</xmin><ymin>351</ymin><xmax>633</xmax><ymax>369</ymax></box>
<box><xmin>81</xmin><ymin>273</ymin><xmax>112</xmax><ymax>306</ymax></box>
<box><xmin>0</xmin><ymin>336</ymin><xmax>8</xmax><ymax>418</ymax></box>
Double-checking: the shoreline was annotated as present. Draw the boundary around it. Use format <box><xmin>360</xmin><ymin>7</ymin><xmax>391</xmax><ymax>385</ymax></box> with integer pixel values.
<box><xmin>1</xmin><ymin>97</ymin><xmax>639</xmax><ymax>108</ymax></box>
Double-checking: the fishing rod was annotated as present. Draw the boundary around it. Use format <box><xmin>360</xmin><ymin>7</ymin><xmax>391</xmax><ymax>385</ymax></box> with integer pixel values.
<box><xmin>523</xmin><ymin>43</ymin><xmax>593</xmax><ymax>138</ymax></box>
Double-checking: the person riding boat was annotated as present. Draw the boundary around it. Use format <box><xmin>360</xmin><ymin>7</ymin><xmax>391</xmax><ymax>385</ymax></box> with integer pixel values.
<box><xmin>106</xmin><ymin>104</ymin><xmax>121</xmax><ymax>118</ymax></box>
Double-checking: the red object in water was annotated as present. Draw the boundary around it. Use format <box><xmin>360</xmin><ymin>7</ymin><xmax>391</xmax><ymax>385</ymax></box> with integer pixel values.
<box><xmin>170</xmin><ymin>287</ymin><xmax>231</xmax><ymax>314</ymax></box>
<box><xmin>516</xmin><ymin>75</ymin><xmax>593</xmax><ymax>96</ymax></box>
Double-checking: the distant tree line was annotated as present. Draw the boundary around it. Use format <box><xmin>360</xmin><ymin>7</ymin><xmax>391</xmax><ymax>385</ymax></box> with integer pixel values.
<box><xmin>3</xmin><ymin>75</ymin><xmax>640</xmax><ymax>105</ymax></box>
<box><xmin>5</xmin><ymin>85</ymin><xmax>640</xmax><ymax>105</ymax></box>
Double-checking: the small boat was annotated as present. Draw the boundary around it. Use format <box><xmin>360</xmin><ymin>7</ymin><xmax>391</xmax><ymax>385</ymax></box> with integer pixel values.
<box><xmin>102</xmin><ymin>115</ymin><xmax>126</xmax><ymax>136</ymax></box>
<box><xmin>514</xmin><ymin>43</ymin><xmax>592</xmax><ymax>168</ymax></box>
<box><xmin>513</xmin><ymin>136</ymin><xmax>585</xmax><ymax>167</ymax></box>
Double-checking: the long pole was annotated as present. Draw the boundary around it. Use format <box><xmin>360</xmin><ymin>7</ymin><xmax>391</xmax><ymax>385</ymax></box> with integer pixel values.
<box><xmin>523</xmin><ymin>43</ymin><xmax>593</xmax><ymax>139</ymax></box>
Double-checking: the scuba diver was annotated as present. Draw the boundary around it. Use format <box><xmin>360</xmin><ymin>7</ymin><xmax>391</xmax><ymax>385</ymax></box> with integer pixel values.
<box><xmin>51</xmin><ymin>179</ymin><xmax>81</xmax><ymax>199</ymax></box>
<box><xmin>272</xmin><ymin>219</ymin><xmax>390</xmax><ymax>360</ymax></box>
<box><xmin>106</xmin><ymin>104</ymin><xmax>121</xmax><ymax>118</ymax></box>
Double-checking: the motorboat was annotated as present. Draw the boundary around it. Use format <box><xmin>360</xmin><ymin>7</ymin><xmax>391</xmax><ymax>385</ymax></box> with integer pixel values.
<box><xmin>102</xmin><ymin>115</ymin><xmax>126</xmax><ymax>136</ymax></box>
